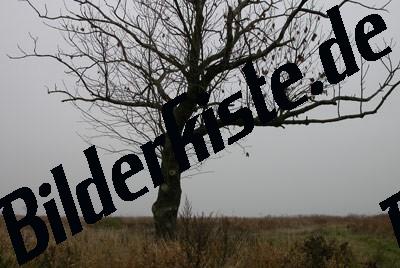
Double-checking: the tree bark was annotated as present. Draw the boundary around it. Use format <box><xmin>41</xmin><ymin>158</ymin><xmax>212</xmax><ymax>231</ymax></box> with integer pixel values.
<box><xmin>152</xmin><ymin>138</ymin><xmax>182</xmax><ymax>238</ymax></box>
<box><xmin>151</xmin><ymin>80</ymin><xmax>201</xmax><ymax>237</ymax></box>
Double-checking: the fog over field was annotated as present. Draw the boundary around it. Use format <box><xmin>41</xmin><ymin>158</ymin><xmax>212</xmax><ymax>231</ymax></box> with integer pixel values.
<box><xmin>1</xmin><ymin>0</ymin><xmax>400</xmax><ymax>217</ymax></box>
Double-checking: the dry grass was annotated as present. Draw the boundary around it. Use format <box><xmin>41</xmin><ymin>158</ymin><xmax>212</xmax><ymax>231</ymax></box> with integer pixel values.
<box><xmin>0</xmin><ymin>206</ymin><xmax>398</xmax><ymax>267</ymax></box>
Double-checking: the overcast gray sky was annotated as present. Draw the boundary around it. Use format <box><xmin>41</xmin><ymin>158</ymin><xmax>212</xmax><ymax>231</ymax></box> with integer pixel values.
<box><xmin>1</xmin><ymin>0</ymin><xmax>400</xmax><ymax>217</ymax></box>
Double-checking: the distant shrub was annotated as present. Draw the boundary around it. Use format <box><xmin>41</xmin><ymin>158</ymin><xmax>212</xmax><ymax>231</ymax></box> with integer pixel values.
<box><xmin>301</xmin><ymin>234</ymin><xmax>333</xmax><ymax>267</ymax></box>
<box><xmin>298</xmin><ymin>233</ymin><xmax>354</xmax><ymax>268</ymax></box>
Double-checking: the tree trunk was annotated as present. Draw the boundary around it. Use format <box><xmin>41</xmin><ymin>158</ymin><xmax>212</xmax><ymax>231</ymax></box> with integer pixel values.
<box><xmin>152</xmin><ymin>139</ymin><xmax>182</xmax><ymax>238</ymax></box>
<box><xmin>151</xmin><ymin>83</ymin><xmax>201</xmax><ymax>237</ymax></box>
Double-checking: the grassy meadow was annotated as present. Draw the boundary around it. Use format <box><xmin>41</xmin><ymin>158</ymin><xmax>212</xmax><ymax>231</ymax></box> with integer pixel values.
<box><xmin>0</xmin><ymin>208</ymin><xmax>399</xmax><ymax>267</ymax></box>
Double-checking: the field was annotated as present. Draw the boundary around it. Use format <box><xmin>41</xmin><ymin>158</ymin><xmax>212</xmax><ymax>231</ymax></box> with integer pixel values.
<box><xmin>0</xmin><ymin>208</ymin><xmax>399</xmax><ymax>267</ymax></box>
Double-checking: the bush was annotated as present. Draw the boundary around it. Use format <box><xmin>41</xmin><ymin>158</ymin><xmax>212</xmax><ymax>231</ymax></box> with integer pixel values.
<box><xmin>177</xmin><ymin>198</ymin><xmax>248</xmax><ymax>267</ymax></box>
<box><xmin>299</xmin><ymin>233</ymin><xmax>354</xmax><ymax>268</ymax></box>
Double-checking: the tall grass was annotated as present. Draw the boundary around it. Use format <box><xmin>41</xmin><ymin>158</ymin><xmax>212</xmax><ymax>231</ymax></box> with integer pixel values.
<box><xmin>0</xmin><ymin>208</ymin><xmax>398</xmax><ymax>267</ymax></box>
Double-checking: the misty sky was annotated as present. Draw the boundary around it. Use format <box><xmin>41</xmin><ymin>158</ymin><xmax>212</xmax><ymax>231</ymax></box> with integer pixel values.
<box><xmin>1</xmin><ymin>0</ymin><xmax>400</xmax><ymax>217</ymax></box>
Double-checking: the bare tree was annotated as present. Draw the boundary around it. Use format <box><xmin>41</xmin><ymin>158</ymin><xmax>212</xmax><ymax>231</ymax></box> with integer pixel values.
<box><xmin>14</xmin><ymin>0</ymin><xmax>400</xmax><ymax>237</ymax></box>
